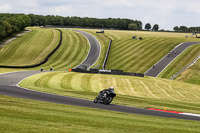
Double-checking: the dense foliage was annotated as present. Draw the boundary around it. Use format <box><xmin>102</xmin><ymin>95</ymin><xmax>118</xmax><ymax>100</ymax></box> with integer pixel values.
<box><xmin>0</xmin><ymin>13</ymin><xmax>31</xmax><ymax>39</ymax></box>
<box><xmin>173</xmin><ymin>26</ymin><xmax>200</xmax><ymax>33</ymax></box>
<box><xmin>28</xmin><ymin>14</ymin><xmax>142</xmax><ymax>30</ymax></box>
<box><xmin>145</xmin><ymin>23</ymin><xmax>151</xmax><ymax>31</ymax></box>
<box><xmin>152</xmin><ymin>24</ymin><xmax>159</xmax><ymax>31</ymax></box>
<box><xmin>128</xmin><ymin>23</ymin><xmax>138</xmax><ymax>30</ymax></box>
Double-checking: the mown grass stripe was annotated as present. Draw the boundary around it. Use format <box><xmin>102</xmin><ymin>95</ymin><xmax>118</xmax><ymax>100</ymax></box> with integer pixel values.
<box><xmin>0</xmin><ymin>28</ymin><xmax>57</xmax><ymax>66</ymax></box>
<box><xmin>47</xmin><ymin>30</ymin><xmax>77</xmax><ymax>68</ymax></box>
<box><xmin>61</xmin><ymin>72</ymin><xmax>78</xmax><ymax>90</ymax></box>
<box><xmin>108</xmin><ymin>41</ymin><xmax>146</xmax><ymax>68</ymax></box>
<box><xmin>31</xmin><ymin>29</ymin><xmax>89</xmax><ymax>70</ymax></box>
<box><xmin>35</xmin><ymin>72</ymin><xmax>58</xmax><ymax>88</ymax></box>
<box><xmin>108</xmin><ymin>38</ymin><xmax>159</xmax><ymax>64</ymax></box>
<box><xmin>112</xmin><ymin>38</ymin><xmax>163</xmax><ymax>71</ymax></box>
<box><xmin>41</xmin><ymin>30</ymin><xmax>73</xmax><ymax>68</ymax></box>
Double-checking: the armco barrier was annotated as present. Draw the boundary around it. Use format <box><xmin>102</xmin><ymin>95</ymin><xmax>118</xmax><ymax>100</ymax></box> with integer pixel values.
<box><xmin>72</xmin><ymin>68</ymin><xmax>144</xmax><ymax>77</ymax></box>
<box><xmin>0</xmin><ymin>29</ymin><xmax>62</xmax><ymax>68</ymax></box>
<box><xmin>102</xmin><ymin>39</ymin><xmax>112</xmax><ymax>69</ymax></box>
<box><xmin>170</xmin><ymin>53</ymin><xmax>200</xmax><ymax>80</ymax></box>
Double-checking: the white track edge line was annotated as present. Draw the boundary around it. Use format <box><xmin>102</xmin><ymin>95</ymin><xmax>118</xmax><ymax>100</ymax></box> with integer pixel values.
<box><xmin>180</xmin><ymin>113</ymin><xmax>200</xmax><ymax>117</ymax></box>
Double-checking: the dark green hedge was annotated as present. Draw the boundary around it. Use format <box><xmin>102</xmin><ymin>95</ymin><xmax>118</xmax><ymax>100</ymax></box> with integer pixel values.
<box><xmin>0</xmin><ymin>13</ymin><xmax>31</xmax><ymax>39</ymax></box>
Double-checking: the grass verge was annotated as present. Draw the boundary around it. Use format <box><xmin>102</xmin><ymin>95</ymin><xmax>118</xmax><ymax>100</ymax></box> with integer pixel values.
<box><xmin>1</xmin><ymin>95</ymin><xmax>200</xmax><ymax>133</ymax></box>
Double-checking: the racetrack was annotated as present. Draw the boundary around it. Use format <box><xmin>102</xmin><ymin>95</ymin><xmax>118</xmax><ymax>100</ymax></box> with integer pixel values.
<box><xmin>1</xmin><ymin>71</ymin><xmax>200</xmax><ymax>121</ymax></box>
<box><xmin>73</xmin><ymin>30</ymin><xmax>101</xmax><ymax>68</ymax></box>
<box><xmin>145</xmin><ymin>42</ymin><xmax>200</xmax><ymax>77</ymax></box>
<box><xmin>1</xmin><ymin>32</ymin><xmax>200</xmax><ymax>121</ymax></box>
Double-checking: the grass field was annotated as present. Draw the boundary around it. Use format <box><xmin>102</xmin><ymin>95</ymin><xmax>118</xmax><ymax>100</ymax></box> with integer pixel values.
<box><xmin>2</xmin><ymin>28</ymin><xmax>200</xmax><ymax>132</ymax></box>
<box><xmin>0</xmin><ymin>28</ymin><xmax>89</xmax><ymax>71</ymax></box>
<box><xmin>0</xmin><ymin>28</ymin><xmax>60</xmax><ymax>66</ymax></box>
<box><xmin>79</xmin><ymin>29</ymin><xmax>200</xmax><ymax>74</ymax></box>
<box><xmin>1</xmin><ymin>95</ymin><xmax>200</xmax><ymax>133</ymax></box>
<box><xmin>19</xmin><ymin>71</ymin><xmax>200</xmax><ymax>114</ymax></box>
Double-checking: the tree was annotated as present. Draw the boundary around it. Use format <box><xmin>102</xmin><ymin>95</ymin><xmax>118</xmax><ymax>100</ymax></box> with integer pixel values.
<box><xmin>0</xmin><ymin>24</ymin><xmax>7</xmax><ymax>38</ymax></box>
<box><xmin>173</xmin><ymin>26</ymin><xmax>179</xmax><ymax>32</ymax></box>
<box><xmin>145</xmin><ymin>23</ymin><xmax>151</xmax><ymax>31</ymax></box>
<box><xmin>128</xmin><ymin>23</ymin><xmax>138</xmax><ymax>30</ymax></box>
<box><xmin>152</xmin><ymin>24</ymin><xmax>159</xmax><ymax>31</ymax></box>
<box><xmin>3</xmin><ymin>21</ymin><xmax>13</xmax><ymax>34</ymax></box>
<box><xmin>179</xmin><ymin>26</ymin><xmax>188</xmax><ymax>32</ymax></box>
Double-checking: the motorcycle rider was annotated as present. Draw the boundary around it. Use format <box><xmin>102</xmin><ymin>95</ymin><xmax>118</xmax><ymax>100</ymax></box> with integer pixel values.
<box><xmin>94</xmin><ymin>86</ymin><xmax>116</xmax><ymax>104</ymax></box>
<box><xmin>99</xmin><ymin>86</ymin><xmax>115</xmax><ymax>98</ymax></box>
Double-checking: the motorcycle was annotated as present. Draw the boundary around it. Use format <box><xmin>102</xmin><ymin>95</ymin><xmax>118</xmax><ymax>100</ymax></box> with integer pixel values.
<box><xmin>94</xmin><ymin>89</ymin><xmax>116</xmax><ymax>104</ymax></box>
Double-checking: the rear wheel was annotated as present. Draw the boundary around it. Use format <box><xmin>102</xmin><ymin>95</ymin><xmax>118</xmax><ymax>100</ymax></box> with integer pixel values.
<box><xmin>104</xmin><ymin>97</ymin><xmax>113</xmax><ymax>105</ymax></box>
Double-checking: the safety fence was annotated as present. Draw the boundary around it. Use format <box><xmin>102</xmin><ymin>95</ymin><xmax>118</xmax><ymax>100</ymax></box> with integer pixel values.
<box><xmin>170</xmin><ymin>54</ymin><xmax>200</xmax><ymax>80</ymax></box>
<box><xmin>72</xmin><ymin>68</ymin><xmax>144</xmax><ymax>77</ymax></box>
<box><xmin>102</xmin><ymin>39</ymin><xmax>112</xmax><ymax>69</ymax></box>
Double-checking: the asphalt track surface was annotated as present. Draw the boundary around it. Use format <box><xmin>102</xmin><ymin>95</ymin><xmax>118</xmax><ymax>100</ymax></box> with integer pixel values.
<box><xmin>145</xmin><ymin>42</ymin><xmax>200</xmax><ymax>77</ymax></box>
<box><xmin>0</xmin><ymin>32</ymin><xmax>200</xmax><ymax>121</ymax></box>
<box><xmin>73</xmin><ymin>30</ymin><xmax>101</xmax><ymax>68</ymax></box>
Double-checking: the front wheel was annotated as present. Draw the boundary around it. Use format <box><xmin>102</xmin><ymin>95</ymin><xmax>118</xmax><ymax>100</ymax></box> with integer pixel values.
<box><xmin>94</xmin><ymin>97</ymin><xmax>98</xmax><ymax>103</ymax></box>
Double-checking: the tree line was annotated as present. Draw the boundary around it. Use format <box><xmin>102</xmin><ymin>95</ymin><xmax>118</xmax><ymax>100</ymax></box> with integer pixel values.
<box><xmin>0</xmin><ymin>13</ymin><xmax>31</xmax><ymax>39</ymax></box>
<box><xmin>173</xmin><ymin>26</ymin><xmax>200</xmax><ymax>33</ymax></box>
<box><xmin>28</xmin><ymin>14</ymin><xmax>142</xmax><ymax>30</ymax></box>
<box><xmin>0</xmin><ymin>13</ymin><xmax>143</xmax><ymax>39</ymax></box>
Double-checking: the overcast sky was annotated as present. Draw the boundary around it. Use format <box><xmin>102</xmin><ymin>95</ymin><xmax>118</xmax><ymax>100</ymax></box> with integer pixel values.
<box><xmin>0</xmin><ymin>0</ymin><xmax>200</xmax><ymax>30</ymax></box>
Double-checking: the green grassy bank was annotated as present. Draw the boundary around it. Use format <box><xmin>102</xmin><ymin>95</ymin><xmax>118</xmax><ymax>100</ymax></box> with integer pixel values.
<box><xmin>19</xmin><ymin>71</ymin><xmax>200</xmax><ymax>114</ymax></box>
<box><xmin>1</xmin><ymin>95</ymin><xmax>200</xmax><ymax>133</ymax></box>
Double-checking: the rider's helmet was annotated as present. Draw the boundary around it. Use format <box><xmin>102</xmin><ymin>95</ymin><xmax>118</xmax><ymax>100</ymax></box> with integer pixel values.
<box><xmin>110</xmin><ymin>86</ymin><xmax>114</xmax><ymax>90</ymax></box>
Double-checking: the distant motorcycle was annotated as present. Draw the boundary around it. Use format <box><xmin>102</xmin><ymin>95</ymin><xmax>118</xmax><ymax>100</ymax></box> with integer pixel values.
<box><xmin>94</xmin><ymin>88</ymin><xmax>116</xmax><ymax>104</ymax></box>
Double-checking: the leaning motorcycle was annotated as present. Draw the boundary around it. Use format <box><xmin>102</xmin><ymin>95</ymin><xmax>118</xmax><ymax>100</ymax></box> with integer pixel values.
<box><xmin>94</xmin><ymin>89</ymin><xmax>116</xmax><ymax>104</ymax></box>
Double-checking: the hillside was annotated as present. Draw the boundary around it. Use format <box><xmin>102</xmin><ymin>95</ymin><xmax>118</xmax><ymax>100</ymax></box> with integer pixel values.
<box><xmin>0</xmin><ymin>28</ymin><xmax>89</xmax><ymax>71</ymax></box>
<box><xmin>81</xmin><ymin>29</ymin><xmax>200</xmax><ymax>76</ymax></box>
<box><xmin>1</xmin><ymin>27</ymin><xmax>200</xmax><ymax>132</ymax></box>
<box><xmin>176</xmin><ymin>58</ymin><xmax>200</xmax><ymax>85</ymax></box>
<box><xmin>33</xmin><ymin>29</ymin><xmax>89</xmax><ymax>70</ymax></box>
<box><xmin>0</xmin><ymin>28</ymin><xmax>60</xmax><ymax>66</ymax></box>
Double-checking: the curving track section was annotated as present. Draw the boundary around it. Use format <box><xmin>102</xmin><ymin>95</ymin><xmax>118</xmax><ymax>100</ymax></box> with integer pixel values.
<box><xmin>73</xmin><ymin>30</ymin><xmax>101</xmax><ymax>68</ymax></box>
<box><xmin>145</xmin><ymin>42</ymin><xmax>200</xmax><ymax>77</ymax></box>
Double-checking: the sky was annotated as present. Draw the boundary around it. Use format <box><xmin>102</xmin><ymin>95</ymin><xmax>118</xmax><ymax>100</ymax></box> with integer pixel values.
<box><xmin>0</xmin><ymin>0</ymin><xmax>200</xmax><ymax>30</ymax></box>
